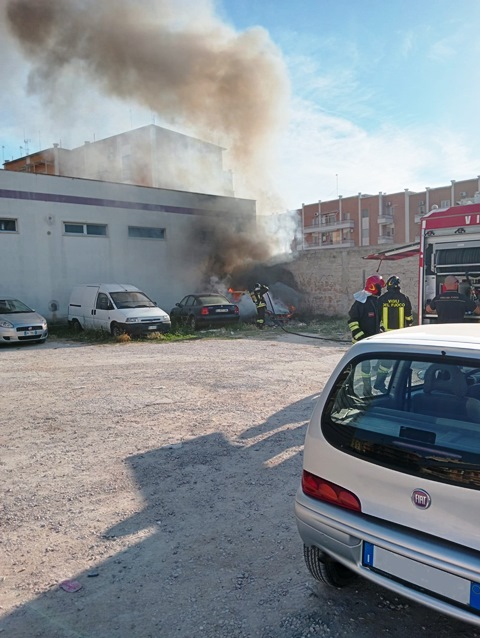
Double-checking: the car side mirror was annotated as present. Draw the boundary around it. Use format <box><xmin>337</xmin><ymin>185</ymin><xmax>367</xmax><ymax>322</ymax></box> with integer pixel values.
<box><xmin>176</xmin><ymin>303</ymin><xmax>181</xmax><ymax>307</ymax></box>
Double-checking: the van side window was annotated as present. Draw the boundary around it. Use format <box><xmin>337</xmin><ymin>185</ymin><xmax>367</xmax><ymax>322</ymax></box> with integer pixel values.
<box><xmin>96</xmin><ymin>293</ymin><xmax>111</xmax><ymax>310</ymax></box>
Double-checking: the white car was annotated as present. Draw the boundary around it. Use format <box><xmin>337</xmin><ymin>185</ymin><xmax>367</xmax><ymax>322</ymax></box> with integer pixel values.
<box><xmin>0</xmin><ymin>297</ymin><xmax>48</xmax><ymax>345</ymax></box>
<box><xmin>295</xmin><ymin>324</ymin><xmax>480</xmax><ymax>627</ymax></box>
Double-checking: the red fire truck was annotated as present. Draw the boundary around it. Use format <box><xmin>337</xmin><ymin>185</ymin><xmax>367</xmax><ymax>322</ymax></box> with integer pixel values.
<box><xmin>419</xmin><ymin>202</ymin><xmax>480</xmax><ymax>324</ymax></box>
<box><xmin>366</xmin><ymin>200</ymin><xmax>480</xmax><ymax>324</ymax></box>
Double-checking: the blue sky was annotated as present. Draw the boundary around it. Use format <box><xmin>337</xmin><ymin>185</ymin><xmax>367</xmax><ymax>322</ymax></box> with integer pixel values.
<box><xmin>1</xmin><ymin>0</ymin><xmax>480</xmax><ymax>211</ymax></box>
<box><xmin>219</xmin><ymin>0</ymin><xmax>480</xmax><ymax>205</ymax></box>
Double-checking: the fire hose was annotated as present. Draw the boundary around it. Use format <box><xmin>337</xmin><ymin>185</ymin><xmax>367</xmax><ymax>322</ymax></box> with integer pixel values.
<box><xmin>264</xmin><ymin>294</ymin><xmax>351</xmax><ymax>344</ymax></box>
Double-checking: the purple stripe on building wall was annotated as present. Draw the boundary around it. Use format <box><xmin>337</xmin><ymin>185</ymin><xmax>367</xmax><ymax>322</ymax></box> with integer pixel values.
<box><xmin>0</xmin><ymin>188</ymin><xmax>227</xmax><ymax>217</ymax></box>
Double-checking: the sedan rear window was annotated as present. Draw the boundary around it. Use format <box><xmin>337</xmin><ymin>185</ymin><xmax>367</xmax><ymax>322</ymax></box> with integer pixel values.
<box><xmin>322</xmin><ymin>355</ymin><xmax>480</xmax><ymax>489</ymax></box>
<box><xmin>197</xmin><ymin>295</ymin><xmax>230</xmax><ymax>305</ymax></box>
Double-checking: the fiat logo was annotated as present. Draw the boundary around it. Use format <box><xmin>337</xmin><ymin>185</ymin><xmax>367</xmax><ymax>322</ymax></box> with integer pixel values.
<box><xmin>411</xmin><ymin>489</ymin><xmax>431</xmax><ymax>509</ymax></box>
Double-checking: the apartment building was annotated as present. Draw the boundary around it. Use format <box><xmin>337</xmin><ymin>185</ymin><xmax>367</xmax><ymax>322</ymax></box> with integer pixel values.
<box><xmin>299</xmin><ymin>177</ymin><xmax>480</xmax><ymax>250</ymax></box>
<box><xmin>4</xmin><ymin>124</ymin><xmax>234</xmax><ymax>197</ymax></box>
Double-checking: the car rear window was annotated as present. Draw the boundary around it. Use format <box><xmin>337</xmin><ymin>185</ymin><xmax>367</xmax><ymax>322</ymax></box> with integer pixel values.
<box><xmin>198</xmin><ymin>295</ymin><xmax>229</xmax><ymax>305</ymax></box>
<box><xmin>322</xmin><ymin>355</ymin><xmax>480</xmax><ymax>490</ymax></box>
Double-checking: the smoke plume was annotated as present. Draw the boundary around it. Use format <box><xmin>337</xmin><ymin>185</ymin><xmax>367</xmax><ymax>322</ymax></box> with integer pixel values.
<box><xmin>5</xmin><ymin>0</ymin><xmax>290</xmax><ymax>208</ymax></box>
<box><xmin>5</xmin><ymin>0</ymin><xmax>300</xmax><ymax>290</ymax></box>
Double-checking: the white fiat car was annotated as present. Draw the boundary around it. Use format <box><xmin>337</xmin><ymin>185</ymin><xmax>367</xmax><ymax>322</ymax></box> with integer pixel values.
<box><xmin>295</xmin><ymin>324</ymin><xmax>480</xmax><ymax>627</ymax></box>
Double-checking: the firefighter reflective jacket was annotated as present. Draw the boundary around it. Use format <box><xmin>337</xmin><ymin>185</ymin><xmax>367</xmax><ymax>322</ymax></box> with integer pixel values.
<box><xmin>250</xmin><ymin>285</ymin><xmax>268</xmax><ymax>309</ymax></box>
<box><xmin>379</xmin><ymin>290</ymin><xmax>413</xmax><ymax>330</ymax></box>
<box><xmin>348</xmin><ymin>295</ymin><xmax>382</xmax><ymax>342</ymax></box>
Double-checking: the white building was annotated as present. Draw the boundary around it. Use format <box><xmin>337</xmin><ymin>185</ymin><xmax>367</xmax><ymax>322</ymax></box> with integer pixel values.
<box><xmin>0</xmin><ymin>170</ymin><xmax>255</xmax><ymax>321</ymax></box>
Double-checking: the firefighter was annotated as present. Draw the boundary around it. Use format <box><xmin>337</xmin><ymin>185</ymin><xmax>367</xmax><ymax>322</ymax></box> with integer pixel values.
<box><xmin>250</xmin><ymin>282</ymin><xmax>269</xmax><ymax>329</ymax></box>
<box><xmin>373</xmin><ymin>275</ymin><xmax>414</xmax><ymax>392</ymax></box>
<box><xmin>380</xmin><ymin>276</ymin><xmax>413</xmax><ymax>331</ymax></box>
<box><xmin>426</xmin><ymin>275</ymin><xmax>480</xmax><ymax>323</ymax></box>
<box><xmin>347</xmin><ymin>274</ymin><xmax>385</xmax><ymax>394</ymax></box>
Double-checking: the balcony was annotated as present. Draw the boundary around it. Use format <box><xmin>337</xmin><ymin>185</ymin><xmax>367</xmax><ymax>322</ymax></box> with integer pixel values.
<box><xmin>377</xmin><ymin>214</ymin><xmax>394</xmax><ymax>224</ymax></box>
<box><xmin>302</xmin><ymin>239</ymin><xmax>355</xmax><ymax>250</ymax></box>
<box><xmin>304</xmin><ymin>218</ymin><xmax>355</xmax><ymax>233</ymax></box>
<box><xmin>377</xmin><ymin>235</ymin><xmax>394</xmax><ymax>245</ymax></box>
<box><xmin>415</xmin><ymin>212</ymin><xmax>427</xmax><ymax>223</ymax></box>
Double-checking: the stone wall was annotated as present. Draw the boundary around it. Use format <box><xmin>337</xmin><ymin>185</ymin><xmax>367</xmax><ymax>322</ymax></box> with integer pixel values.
<box><xmin>284</xmin><ymin>246</ymin><xmax>419</xmax><ymax>318</ymax></box>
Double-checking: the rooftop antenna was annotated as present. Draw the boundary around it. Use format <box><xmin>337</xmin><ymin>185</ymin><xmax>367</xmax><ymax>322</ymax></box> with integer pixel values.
<box><xmin>336</xmin><ymin>173</ymin><xmax>339</xmax><ymax>197</ymax></box>
<box><xmin>23</xmin><ymin>131</ymin><xmax>32</xmax><ymax>155</ymax></box>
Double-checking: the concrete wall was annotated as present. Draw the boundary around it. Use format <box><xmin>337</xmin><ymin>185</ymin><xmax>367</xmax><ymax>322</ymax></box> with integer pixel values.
<box><xmin>285</xmin><ymin>247</ymin><xmax>419</xmax><ymax>318</ymax></box>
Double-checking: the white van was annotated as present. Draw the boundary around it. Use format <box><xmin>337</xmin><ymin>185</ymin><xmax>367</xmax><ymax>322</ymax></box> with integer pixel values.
<box><xmin>68</xmin><ymin>284</ymin><xmax>171</xmax><ymax>336</ymax></box>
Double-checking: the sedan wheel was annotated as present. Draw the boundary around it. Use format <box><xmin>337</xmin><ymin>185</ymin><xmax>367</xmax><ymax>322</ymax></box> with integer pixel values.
<box><xmin>303</xmin><ymin>545</ymin><xmax>356</xmax><ymax>588</ymax></box>
<box><xmin>187</xmin><ymin>315</ymin><xmax>197</xmax><ymax>331</ymax></box>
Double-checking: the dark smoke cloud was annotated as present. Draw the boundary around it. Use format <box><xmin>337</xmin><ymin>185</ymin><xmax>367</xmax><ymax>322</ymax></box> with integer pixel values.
<box><xmin>188</xmin><ymin>217</ymin><xmax>271</xmax><ymax>283</ymax></box>
<box><xmin>5</xmin><ymin>0</ymin><xmax>290</xmax><ymax>205</ymax></box>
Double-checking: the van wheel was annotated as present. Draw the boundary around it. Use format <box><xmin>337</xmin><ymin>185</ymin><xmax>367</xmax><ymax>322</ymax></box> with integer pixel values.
<box><xmin>303</xmin><ymin>545</ymin><xmax>356</xmax><ymax>588</ymax></box>
<box><xmin>111</xmin><ymin>323</ymin><xmax>125</xmax><ymax>337</ymax></box>
<box><xmin>71</xmin><ymin>319</ymin><xmax>83</xmax><ymax>333</ymax></box>
<box><xmin>187</xmin><ymin>316</ymin><xmax>197</xmax><ymax>331</ymax></box>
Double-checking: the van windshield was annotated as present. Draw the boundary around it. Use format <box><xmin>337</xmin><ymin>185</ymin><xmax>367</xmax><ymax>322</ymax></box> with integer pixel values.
<box><xmin>110</xmin><ymin>292</ymin><xmax>155</xmax><ymax>309</ymax></box>
<box><xmin>322</xmin><ymin>355</ymin><xmax>480</xmax><ymax>490</ymax></box>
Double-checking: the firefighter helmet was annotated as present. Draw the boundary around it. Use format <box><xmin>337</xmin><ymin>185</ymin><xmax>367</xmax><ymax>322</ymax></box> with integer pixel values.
<box><xmin>365</xmin><ymin>274</ymin><xmax>385</xmax><ymax>296</ymax></box>
<box><xmin>386</xmin><ymin>275</ymin><xmax>401</xmax><ymax>291</ymax></box>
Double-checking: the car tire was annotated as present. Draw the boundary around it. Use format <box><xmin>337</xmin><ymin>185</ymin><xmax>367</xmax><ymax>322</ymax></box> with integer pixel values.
<box><xmin>111</xmin><ymin>322</ymin><xmax>125</xmax><ymax>337</ymax></box>
<box><xmin>187</xmin><ymin>315</ymin><xmax>197</xmax><ymax>331</ymax></box>
<box><xmin>70</xmin><ymin>319</ymin><xmax>83</xmax><ymax>333</ymax></box>
<box><xmin>303</xmin><ymin>545</ymin><xmax>356</xmax><ymax>588</ymax></box>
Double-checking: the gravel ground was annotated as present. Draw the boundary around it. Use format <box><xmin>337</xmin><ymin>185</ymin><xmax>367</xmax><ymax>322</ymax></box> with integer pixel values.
<box><xmin>1</xmin><ymin>333</ymin><xmax>479</xmax><ymax>638</ymax></box>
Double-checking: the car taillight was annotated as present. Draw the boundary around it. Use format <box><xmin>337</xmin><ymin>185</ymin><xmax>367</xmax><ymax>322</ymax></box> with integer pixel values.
<box><xmin>201</xmin><ymin>307</ymin><xmax>209</xmax><ymax>316</ymax></box>
<box><xmin>234</xmin><ymin>305</ymin><xmax>239</xmax><ymax>314</ymax></box>
<box><xmin>301</xmin><ymin>470</ymin><xmax>361</xmax><ymax>512</ymax></box>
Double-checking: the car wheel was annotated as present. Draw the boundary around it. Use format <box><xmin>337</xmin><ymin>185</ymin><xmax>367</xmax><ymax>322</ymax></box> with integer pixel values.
<box><xmin>38</xmin><ymin>339</ymin><xmax>46</xmax><ymax>344</ymax></box>
<box><xmin>111</xmin><ymin>322</ymin><xmax>125</xmax><ymax>337</ymax></box>
<box><xmin>303</xmin><ymin>545</ymin><xmax>356</xmax><ymax>588</ymax></box>
<box><xmin>71</xmin><ymin>319</ymin><xmax>83</xmax><ymax>333</ymax></box>
<box><xmin>187</xmin><ymin>315</ymin><xmax>197</xmax><ymax>331</ymax></box>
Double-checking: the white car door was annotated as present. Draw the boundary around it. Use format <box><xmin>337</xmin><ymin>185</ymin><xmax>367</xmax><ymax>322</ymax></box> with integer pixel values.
<box><xmin>93</xmin><ymin>292</ymin><xmax>113</xmax><ymax>332</ymax></box>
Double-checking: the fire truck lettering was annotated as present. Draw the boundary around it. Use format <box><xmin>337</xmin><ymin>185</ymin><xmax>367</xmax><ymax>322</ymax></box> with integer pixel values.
<box><xmin>465</xmin><ymin>216</ymin><xmax>471</xmax><ymax>224</ymax></box>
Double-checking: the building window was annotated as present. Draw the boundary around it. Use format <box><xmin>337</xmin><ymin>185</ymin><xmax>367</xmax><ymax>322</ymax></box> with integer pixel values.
<box><xmin>128</xmin><ymin>226</ymin><xmax>166</xmax><ymax>240</ymax></box>
<box><xmin>0</xmin><ymin>219</ymin><xmax>17</xmax><ymax>232</ymax></box>
<box><xmin>440</xmin><ymin>199</ymin><xmax>451</xmax><ymax>208</ymax></box>
<box><xmin>64</xmin><ymin>223</ymin><xmax>107</xmax><ymax>236</ymax></box>
<box><xmin>361</xmin><ymin>209</ymin><xmax>369</xmax><ymax>246</ymax></box>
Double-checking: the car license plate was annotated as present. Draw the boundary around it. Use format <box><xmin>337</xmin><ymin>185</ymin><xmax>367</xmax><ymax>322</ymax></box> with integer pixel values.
<box><xmin>363</xmin><ymin>542</ymin><xmax>480</xmax><ymax>610</ymax></box>
<box><xmin>23</xmin><ymin>330</ymin><xmax>38</xmax><ymax>336</ymax></box>
<box><xmin>148</xmin><ymin>325</ymin><xmax>158</xmax><ymax>330</ymax></box>
<box><xmin>216</xmin><ymin>309</ymin><xmax>228</xmax><ymax>313</ymax></box>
